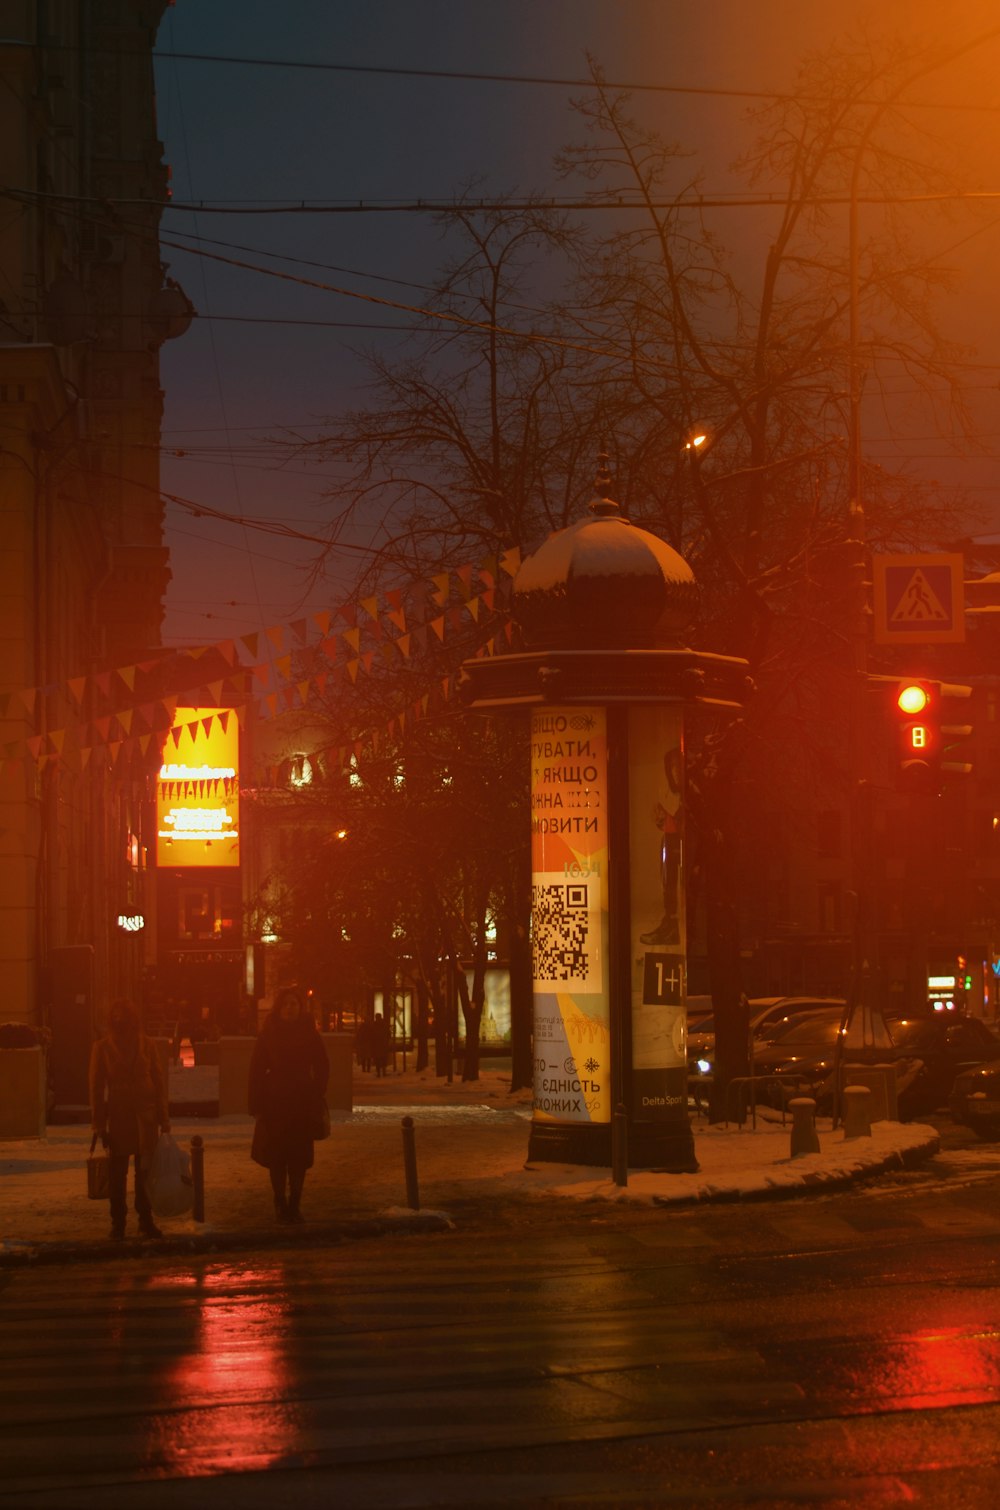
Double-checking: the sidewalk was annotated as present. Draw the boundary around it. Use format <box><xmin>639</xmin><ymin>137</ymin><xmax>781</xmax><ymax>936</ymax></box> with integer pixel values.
<box><xmin>0</xmin><ymin>1062</ymin><xmax>940</xmax><ymax>1265</ymax></box>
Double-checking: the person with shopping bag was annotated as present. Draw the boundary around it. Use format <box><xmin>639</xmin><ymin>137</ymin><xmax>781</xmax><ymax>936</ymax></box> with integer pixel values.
<box><xmin>89</xmin><ymin>998</ymin><xmax>170</xmax><ymax>1241</ymax></box>
<box><xmin>248</xmin><ymin>987</ymin><xmax>330</xmax><ymax>1224</ymax></box>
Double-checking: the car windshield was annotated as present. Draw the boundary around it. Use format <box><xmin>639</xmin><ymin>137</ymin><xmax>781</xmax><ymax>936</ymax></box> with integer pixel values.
<box><xmin>754</xmin><ymin>1006</ymin><xmax>838</xmax><ymax>1038</ymax></box>
<box><xmin>763</xmin><ymin>1011</ymin><xmax>844</xmax><ymax>1048</ymax></box>
<box><xmin>887</xmin><ymin>1019</ymin><xmax>939</xmax><ymax>1052</ymax></box>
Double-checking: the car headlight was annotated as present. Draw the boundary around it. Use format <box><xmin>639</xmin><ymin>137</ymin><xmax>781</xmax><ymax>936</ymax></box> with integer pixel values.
<box><xmin>696</xmin><ymin>1058</ymin><xmax>712</xmax><ymax>1076</ymax></box>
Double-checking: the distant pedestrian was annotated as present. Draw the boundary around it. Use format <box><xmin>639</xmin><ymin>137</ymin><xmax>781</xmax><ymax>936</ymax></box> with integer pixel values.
<box><xmin>371</xmin><ymin>1012</ymin><xmax>391</xmax><ymax>1077</ymax></box>
<box><xmin>248</xmin><ymin>988</ymin><xmax>330</xmax><ymax>1223</ymax></box>
<box><xmin>89</xmin><ymin>999</ymin><xmax>169</xmax><ymax>1241</ymax></box>
<box><xmin>355</xmin><ymin>1015</ymin><xmax>373</xmax><ymax>1072</ymax></box>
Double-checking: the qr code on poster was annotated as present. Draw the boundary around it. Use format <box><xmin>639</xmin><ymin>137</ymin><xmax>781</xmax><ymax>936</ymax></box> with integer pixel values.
<box><xmin>532</xmin><ymin>882</ymin><xmax>591</xmax><ymax>985</ymax></box>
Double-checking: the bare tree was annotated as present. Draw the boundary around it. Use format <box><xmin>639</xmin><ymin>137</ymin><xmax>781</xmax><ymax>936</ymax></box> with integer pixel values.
<box><xmin>554</xmin><ymin>39</ymin><xmax>978</xmax><ymax>1115</ymax></box>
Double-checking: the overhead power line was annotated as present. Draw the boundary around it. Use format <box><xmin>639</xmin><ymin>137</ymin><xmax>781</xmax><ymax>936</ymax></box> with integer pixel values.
<box><xmin>8</xmin><ymin>37</ymin><xmax>999</xmax><ymax>110</ymax></box>
<box><xmin>151</xmin><ymin>47</ymin><xmax>1000</xmax><ymax>114</ymax></box>
<box><xmin>7</xmin><ymin>185</ymin><xmax>1000</xmax><ymax>217</ymax></box>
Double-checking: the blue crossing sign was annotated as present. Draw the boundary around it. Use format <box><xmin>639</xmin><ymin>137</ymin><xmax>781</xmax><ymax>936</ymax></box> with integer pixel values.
<box><xmin>872</xmin><ymin>553</ymin><xmax>965</xmax><ymax>645</ymax></box>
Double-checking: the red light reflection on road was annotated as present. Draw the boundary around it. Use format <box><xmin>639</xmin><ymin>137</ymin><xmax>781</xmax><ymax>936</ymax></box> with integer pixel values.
<box><xmin>873</xmin><ymin>1328</ymin><xmax>1000</xmax><ymax>1411</ymax></box>
<box><xmin>146</xmin><ymin>1265</ymin><xmax>298</xmax><ymax>1474</ymax></box>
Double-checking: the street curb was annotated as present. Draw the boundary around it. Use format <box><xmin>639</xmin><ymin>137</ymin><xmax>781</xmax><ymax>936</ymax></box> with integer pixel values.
<box><xmin>0</xmin><ymin>1133</ymin><xmax>942</xmax><ymax>1266</ymax></box>
<box><xmin>649</xmin><ymin>1131</ymin><xmax>941</xmax><ymax>1206</ymax></box>
<box><xmin>0</xmin><ymin>1210</ymin><xmax>453</xmax><ymax>1268</ymax></box>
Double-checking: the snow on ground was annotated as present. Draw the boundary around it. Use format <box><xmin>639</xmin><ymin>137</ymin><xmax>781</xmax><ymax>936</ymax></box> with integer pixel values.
<box><xmin>0</xmin><ymin>1062</ymin><xmax>944</xmax><ymax>1253</ymax></box>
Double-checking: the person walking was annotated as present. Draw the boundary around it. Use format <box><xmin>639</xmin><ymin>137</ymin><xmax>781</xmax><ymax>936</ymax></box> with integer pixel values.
<box><xmin>248</xmin><ymin>988</ymin><xmax>330</xmax><ymax>1223</ymax></box>
<box><xmin>370</xmin><ymin>1011</ymin><xmax>392</xmax><ymax>1077</ymax></box>
<box><xmin>355</xmin><ymin>1014</ymin><xmax>373</xmax><ymax>1073</ymax></box>
<box><xmin>89</xmin><ymin>999</ymin><xmax>170</xmax><ymax>1241</ymax></box>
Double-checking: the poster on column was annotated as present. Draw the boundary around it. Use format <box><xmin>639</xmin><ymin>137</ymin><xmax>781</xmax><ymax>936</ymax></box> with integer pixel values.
<box><xmin>530</xmin><ymin>706</ymin><xmax>610</xmax><ymax>1126</ymax></box>
<box><xmin>628</xmin><ymin>704</ymin><xmax>688</xmax><ymax>1120</ymax></box>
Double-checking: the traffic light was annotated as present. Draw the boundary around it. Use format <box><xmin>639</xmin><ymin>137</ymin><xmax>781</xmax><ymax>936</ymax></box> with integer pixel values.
<box><xmin>893</xmin><ymin>679</ymin><xmax>974</xmax><ymax>792</ymax></box>
<box><xmin>895</xmin><ymin>680</ymin><xmax>938</xmax><ymax>792</ymax></box>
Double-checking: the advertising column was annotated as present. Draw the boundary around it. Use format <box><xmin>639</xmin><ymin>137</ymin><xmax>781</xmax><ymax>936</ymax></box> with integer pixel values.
<box><xmin>530</xmin><ymin>707</ymin><xmax>611</xmax><ymax>1145</ymax></box>
<box><xmin>627</xmin><ymin>704</ymin><xmax>688</xmax><ymax>1125</ymax></box>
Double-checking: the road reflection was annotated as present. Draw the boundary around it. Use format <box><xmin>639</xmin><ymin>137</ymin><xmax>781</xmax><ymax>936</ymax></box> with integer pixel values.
<box><xmin>786</xmin><ymin>1321</ymin><xmax>1000</xmax><ymax>1413</ymax></box>
<box><xmin>145</xmin><ymin>1264</ymin><xmax>298</xmax><ymax>1474</ymax></box>
<box><xmin>885</xmin><ymin>1327</ymin><xmax>1000</xmax><ymax>1411</ymax></box>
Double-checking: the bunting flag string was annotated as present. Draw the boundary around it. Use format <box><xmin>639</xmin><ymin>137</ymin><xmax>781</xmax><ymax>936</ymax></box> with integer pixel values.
<box><xmin>1</xmin><ymin>552</ymin><xmax>519</xmax><ymax>731</ymax></box>
<box><xmin>0</xmin><ymin>555</ymin><xmax>518</xmax><ymax>773</ymax></box>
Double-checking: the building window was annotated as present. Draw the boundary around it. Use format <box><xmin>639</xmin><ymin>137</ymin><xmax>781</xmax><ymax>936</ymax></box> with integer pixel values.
<box><xmin>288</xmin><ymin>753</ymin><xmax>313</xmax><ymax>788</ymax></box>
<box><xmin>178</xmin><ymin>885</ymin><xmax>240</xmax><ymax>940</ymax></box>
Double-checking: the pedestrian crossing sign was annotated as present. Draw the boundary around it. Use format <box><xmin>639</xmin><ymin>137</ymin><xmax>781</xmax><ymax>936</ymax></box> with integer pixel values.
<box><xmin>872</xmin><ymin>553</ymin><xmax>964</xmax><ymax>645</ymax></box>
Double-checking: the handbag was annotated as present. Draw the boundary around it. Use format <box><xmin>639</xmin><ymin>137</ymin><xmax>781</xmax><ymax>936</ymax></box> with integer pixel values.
<box><xmin>146</xmin><ymin>1132</ymin><xmax>194</xmax><ymax>1217</ymax></box>
<box><xmin>311</xmin><ymin>1096</ymin><xmax>331</xmax><ymax>1141</ymax></box>
<box><xmin>87</xmin><ymin>1134</ymin><xmax>109</xmax><ymax>1200</ymax></box>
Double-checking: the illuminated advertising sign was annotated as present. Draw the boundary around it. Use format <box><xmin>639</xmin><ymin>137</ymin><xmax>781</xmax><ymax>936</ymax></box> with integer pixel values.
<box><xmin>530</xmin><ymin>706</ymin><xmax>610</xmax><ymax>1127</ymax></box>
<box><xmin>628</xmin><ymin>705</ymin><xmax>687</xmax><ymax>1120</ymax></box>
<box><xmin>156</xmin><ymin>707</ymin><xmax>240</xmax><ymax>869</ymax></box>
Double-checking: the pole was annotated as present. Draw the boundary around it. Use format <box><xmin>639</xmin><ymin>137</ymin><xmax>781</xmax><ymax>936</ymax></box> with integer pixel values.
<box><xmin>607</xmin><ymin>706</ymin><xmax>631</xmax><ymax>1171</ymax></box>
<box><xmin>190</xmin><ymin>1134</ymin><xmax>204</xmax><ymax>1222</ymax></box>
<box><xmin>612</xmin><ymin>1104</ymin><xmax>628</xmax><ymax>1187</ymax></box>
<box><xmin>401</xmin><ymin>1116</ymin><xmax>420</xmax><ymax>1210</ymax></box>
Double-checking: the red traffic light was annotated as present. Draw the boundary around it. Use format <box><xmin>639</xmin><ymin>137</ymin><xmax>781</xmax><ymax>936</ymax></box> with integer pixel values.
<box><xmin>897</xmin><ymin>682</ymin><xmax>930</xmax><ymax>715</ymax></box>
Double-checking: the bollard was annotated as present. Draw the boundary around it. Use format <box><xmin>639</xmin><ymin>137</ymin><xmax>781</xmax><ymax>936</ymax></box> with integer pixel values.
<box><xmin>612</xmin><ymin>1103</ymin><xmax>628</xmax><ymax>1188</ymax></box>
<box><xmin>842</xmin><ymin>1083</ymin><xmax>872</xmax><ymax>1139</ymax></box>
<box><xmin>401</xmin><ymin>1115</ymin><xmax>420</xmax><ymax>1210</ymax></box>
<box><xmin>190</xmin><ymin>1134</ymin><xmax>205</xmax><ymax>1222</ymax></box>
<box><xmin>788</xmin><ymin>1097</ymin><xmax>820</xmax><ymax>1157</ymax></box>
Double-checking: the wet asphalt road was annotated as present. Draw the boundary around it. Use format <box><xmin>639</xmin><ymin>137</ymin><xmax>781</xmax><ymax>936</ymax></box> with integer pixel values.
<box><xmin>3</xmin><ymin>1116</ymin><xmax>1000</xmax><ymax>1508</ymax></box>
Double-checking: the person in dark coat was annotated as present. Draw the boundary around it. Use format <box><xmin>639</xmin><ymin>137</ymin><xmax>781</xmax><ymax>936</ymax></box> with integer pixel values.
<box><xmin>354</xmin><ymin>1015</ymin><xmax>373</xmax><ymax>1072</ymax></box>
<box><xmin>248</xmin><ymin>988</ymin><xmax>330</xmax><ymax>1223</ymax></box>
<box><xmin>89</xmin><ymin>999</ymin><xmax>169</xmax><ymax>1241</ymax></box>
<box><xmin>370</xmin><ymin>1012</ymin><xmax>391</xmax><ymax>1077</ymax></box>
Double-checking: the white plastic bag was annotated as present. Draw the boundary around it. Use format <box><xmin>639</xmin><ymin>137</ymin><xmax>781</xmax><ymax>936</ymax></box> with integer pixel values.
<box><xmin>147</xmin><ymin>1132</ymin><xmax>194</xmax><ymax>1217</ymax></box>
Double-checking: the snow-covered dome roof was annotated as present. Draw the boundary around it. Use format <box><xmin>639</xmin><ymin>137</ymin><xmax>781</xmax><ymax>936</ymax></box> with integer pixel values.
<box><xmin>514</xmin><ymin>489</ymin><xmax>698</xmax><ymax>649</ymax></box>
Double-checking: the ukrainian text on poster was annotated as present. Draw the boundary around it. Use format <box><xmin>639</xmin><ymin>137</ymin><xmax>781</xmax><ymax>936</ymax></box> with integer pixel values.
<box><xmin>530</xmin><ymin>707</ymin><xmax>610</xmax><ymax>1125</ymax></box>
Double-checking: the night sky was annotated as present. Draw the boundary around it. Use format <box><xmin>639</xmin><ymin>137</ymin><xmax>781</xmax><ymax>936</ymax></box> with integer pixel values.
<box><xmin>153</xmin><ymin>1</ymin><xmax>1000</xmax><ymax>646</ymax></box>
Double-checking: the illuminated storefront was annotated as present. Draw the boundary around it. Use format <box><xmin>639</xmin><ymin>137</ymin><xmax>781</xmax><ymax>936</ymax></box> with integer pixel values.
<box><xmin>153</xmin><ymin>707</ymin><xmax>245</xmax><ymax>1032</ymax></box>
<box><xmin>157</xmin><ymin>708</ymin><xmax>240</xmax><ymax>868</ymax></box>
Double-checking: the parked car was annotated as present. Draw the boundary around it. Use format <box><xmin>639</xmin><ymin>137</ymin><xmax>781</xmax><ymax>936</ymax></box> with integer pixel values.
<box><xmin>950</xmin><ymin>1059</ymin><xmax>1000</xmax><ymax>1139</ymax></box>
<box><xmin>688</xmin><ymin>997</ymin><xmax>845</xmax><ymax>1087</ymax></box>
<box><xmin>758</xmin><ymin>1011</ymin><xmax>1000</xmax><ymax>1119</ymax></box>
<box><xmin>887</xmin><ymin>1015</ymin><xmax>1000</xmax><ymax>1117</ymax></box>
